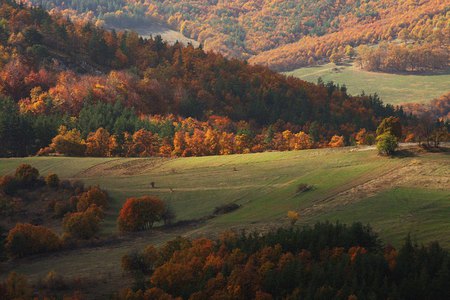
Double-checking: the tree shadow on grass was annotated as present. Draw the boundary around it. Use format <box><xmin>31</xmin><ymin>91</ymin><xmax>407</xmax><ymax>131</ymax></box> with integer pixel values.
<box><xmin>392</xmin><ymin>149</ymin><xmax>418</xmax><ymax>158</ymax></box>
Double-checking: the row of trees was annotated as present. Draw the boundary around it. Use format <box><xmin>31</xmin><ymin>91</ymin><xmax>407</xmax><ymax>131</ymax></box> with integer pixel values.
<box><xmin>46</xmin><ymin>115</ymin><xmax>449</xmax><ymax>158</ymax></box>
<box><xmin>47</xmin><ymin>124</ymin><xmax>317</xmax><ymax>158</ymax></box>
<box><xmin>356</xmin><ymin>42</ymin><xmax>449</xmax><ymax>72</ymax></box>
<box><xmin>118</xmin><ymin>222</ymin><xmax>450</xmax><ymax>299</ymax></box>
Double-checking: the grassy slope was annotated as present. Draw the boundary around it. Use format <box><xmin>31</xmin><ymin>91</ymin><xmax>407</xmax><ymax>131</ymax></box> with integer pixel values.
<box><xmin>285</xmin><ymin>63</ymin><xmax>450</xmax><ymax>105</ymax></box>
<box><xmin>1</xmin><ymin>147</ymin><xmax>448</xmax><ymax>243</ymax></box>
<box><xmin>0</xmin><ymin>147</ymin><xmax>448</xmax><ymax>295</ymax></box>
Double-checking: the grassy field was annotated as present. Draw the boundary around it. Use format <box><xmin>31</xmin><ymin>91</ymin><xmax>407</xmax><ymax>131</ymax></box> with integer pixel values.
<box><xmin>285</xmin><ymin>63</ymin><xmax>450</xmax><ymax>105</ymax></box>
<box><xmin>0</xmin><ymin>147</ymin><xmax>449</xmax><ymax>296</ymax></box>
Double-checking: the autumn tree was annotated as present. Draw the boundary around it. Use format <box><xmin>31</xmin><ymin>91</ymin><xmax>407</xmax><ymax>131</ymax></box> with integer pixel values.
<box><xmin>328</xmin><ymin>135</ymin><xmax>345</xmax><ymax>148</ymax></box>
<box><xmin>51</xmin><ymin>126</ymin><xmax>86</xmax><ymax>156</ymax></box>
<box><xmin>85</xmin><ymin>127</ymin><xmax>116</xmax><ymax>157</ymax></box>
<box><xmin>76</xmin><ymin>186</ymin><xmax>109</xmax><ymax>212</ymax></box>
<box><xmin>355</xmin><ymin>128</ymin><xmax>375</xmax><ymax>145</ymax></box>
<box><xmin>376</xmin><ymin>117</ymin><xmax>402</xmax><ymax>140</ymax></box>
<box><xmin>63</xmin><ymin>205</ymin><xmax>103</xmax><ymax>240</ymax></box>
<box><xmin>45</xmin><ymin>173</ymin><xmax>60</xmax><ymax>188</ymax></box>
<box><xmin>377</xmin><ymin>133</ymin><xmax>398</xmax><ymax>156</ymax></box>
<box><xmin>118</xmin><ymin>196</ymin><xmax>166</xmax><ymax>232</ymax></box>
<box><xmin>14</xmin><ymin>164</ymin><xmax>39</xmax><ymax>187</ymax></box>
<box><xmin>6</xmin><ymin>223</ymin><xmax>60</xmax><ymax>258</ymax></box>
<box><xmin>130</xmin><ymin>129</ymin><xmax>161</xmax><ymax>157</ymax></box>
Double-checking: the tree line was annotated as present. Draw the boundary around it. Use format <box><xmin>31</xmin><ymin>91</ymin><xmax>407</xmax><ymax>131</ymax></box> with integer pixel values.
<box><xmin>356</xmin><ymin>42</ymin><xmax>449</xmax><ymax>73</ymax></box>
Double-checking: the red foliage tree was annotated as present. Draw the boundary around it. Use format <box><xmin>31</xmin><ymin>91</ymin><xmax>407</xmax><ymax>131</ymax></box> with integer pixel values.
<box><xmin>118</xmin><ymin>196</ymin><xmax>166</xmax><ymax>232</ymax></box>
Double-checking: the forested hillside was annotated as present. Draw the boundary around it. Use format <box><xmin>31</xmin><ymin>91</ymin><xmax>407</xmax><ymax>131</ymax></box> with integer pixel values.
<box><xmin>22</xmin><ymin>0</ymin><xmax>450</xmax><ymax>71</ymax></box>
<box><xmin>3</xmin><ymin>0</ymin><xmax>434</xmax><ymax>158</ymax></box>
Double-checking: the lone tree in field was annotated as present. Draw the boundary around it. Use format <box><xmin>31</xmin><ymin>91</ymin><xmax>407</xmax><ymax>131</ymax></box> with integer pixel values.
<box><xmin>118</xmin><ymin>196</ymin><xmax>165</xmax><ymax>232</ymax></box>
<box><xmin>377</xmin><ymin>133</ymin><xmax>398</xmax><ymax>155</ymax></box>
<box><xmin>376</xmin><ymin>117</ymin><xmax>402</xmax><ymax>155</ymax></box>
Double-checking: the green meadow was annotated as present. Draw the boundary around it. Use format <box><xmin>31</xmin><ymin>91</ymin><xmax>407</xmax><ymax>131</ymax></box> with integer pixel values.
<box><xmin>286</xmin><ymin>63</ymin><xmax>450</xmax><ymax>105</ymax></box>
<box><xmin>1</xmin><ymin>147</ymin><xmax>448</xmax><ymax>246</ymax></box>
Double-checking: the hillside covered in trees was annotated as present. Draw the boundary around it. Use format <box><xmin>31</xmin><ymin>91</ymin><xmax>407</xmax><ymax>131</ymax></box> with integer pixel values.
<box><xmin>4</xmin><ymin>221</ymin><xmax>450</xmax><ymax>299</ymax></box>
<box><xmin>21</xmin><ymin>0</ymin><xmax>450</xmax><ymax>71</ymax></box>
<box><xmin>3</xmin><ymin>0</ymin><xmax>437</xmax><ymax>158</ymax></box>
<box><xmin>117</xmin><ymin>223</ymin><xmax>450</xmax><ymax>299</ymax></box>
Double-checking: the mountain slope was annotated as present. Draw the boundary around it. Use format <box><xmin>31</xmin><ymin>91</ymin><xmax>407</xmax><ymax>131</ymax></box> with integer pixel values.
<box><xmin>23</xmin><ymin>0</ymin><xmax>449</xmax><ymax>71</ymax></box>
<box><xmin>250</xmin><ymin>0</ymin><xmax>450</xmax><ymax>70</ymax></box>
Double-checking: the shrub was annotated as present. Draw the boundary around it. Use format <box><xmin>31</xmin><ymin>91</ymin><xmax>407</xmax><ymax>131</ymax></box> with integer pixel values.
<box><xmin>45</xmin><ymin>173</ymin><xmax>60</xmax><ymax>188</ymax></box>
<box><xmin>6</xmin><ymin>223</ymin><xmax>60</xmax><ymax>258</ymax></box>
<box><xmin>355</xmin><ymin>129</ymin><xmax>375</xmax><ymax>145</ymax></box>
<box><xmin>14</xmin><ymin>164</ymin><xmax>39</xmax><ymax>186</ymax></box>
<box><xmin>296</xmin><ymin>183</ymin><xmax>313</xmax><ymax>194</ymax></box>
<box><xmin>376</xmin><ymin>133</ymin><xmax>398</xmax><ymax>156</ymax></box>
<box><xmin>213</xmin><ymin>203</ymin><xmax>240</xmax><ymax>215</ymax></box>
<box><xmin>63</xmin><ymin>206</ymin><xmax>102</xmax><ymax>240</ymax></box>
<box><xmin>76</xmin><ymin>187</ymin><xmax>108</xmax><ymax>212</ymax></box>
<box><xmin>118</xmin><ymin>196</ymin><xmax>165</xmax><ymax>232</ymax></box>
<box><xmin>0</xmin><ymin>175</ymin><xmax>18</xmax><ymax>195</ymax></box>
<box><xmin>36</xmin><ymin>146</ymin><xmax>54</xmax><ymax>156</ymax></box>
<box><xmin>3</xmin><ymin>272</ymin><xmax>32</xmax><ymax>299</ymax></box>
<box><xmin>287</xmin><ymin>211</ymin><xmax>300</xmax><ymax>226</ymax></box>
<box><xmin>328</xmin><ymin>135</ymin><xmax>345</xmax><ymax>148</ymax></box>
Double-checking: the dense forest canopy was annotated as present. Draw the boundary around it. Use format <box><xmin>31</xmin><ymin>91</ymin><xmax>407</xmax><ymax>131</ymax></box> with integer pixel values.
<box><xmin>1</xmin><ymin>0</ymin><xmax>425</xmax><ymax>158</ymax></box>
<box><xmin>118</xmin><ymin>222</ymin><xmax>450</xmax><ymax>300</ymax></box>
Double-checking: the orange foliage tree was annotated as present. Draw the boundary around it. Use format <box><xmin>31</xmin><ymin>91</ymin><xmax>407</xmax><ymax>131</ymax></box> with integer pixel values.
<box><xmin>76</xmin><ymin>186</ymin><xmax>109</xmax><ymax>212</ymax></box>
<box><xmin>6</xmin><ymin>223</ymin><xmax>60</xmax><ymax>258</ymax></box>
<box><xmin>118</xmin><ymin>196</ymin><xmax>166</xmax><ymax>232</ymax></box>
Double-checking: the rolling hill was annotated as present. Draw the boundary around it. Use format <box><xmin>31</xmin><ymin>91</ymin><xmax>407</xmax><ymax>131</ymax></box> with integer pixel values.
<box><xmin>1</xmin><ymin>146</ymin><xmax>449</xmax><ymax>297</ymax></box>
